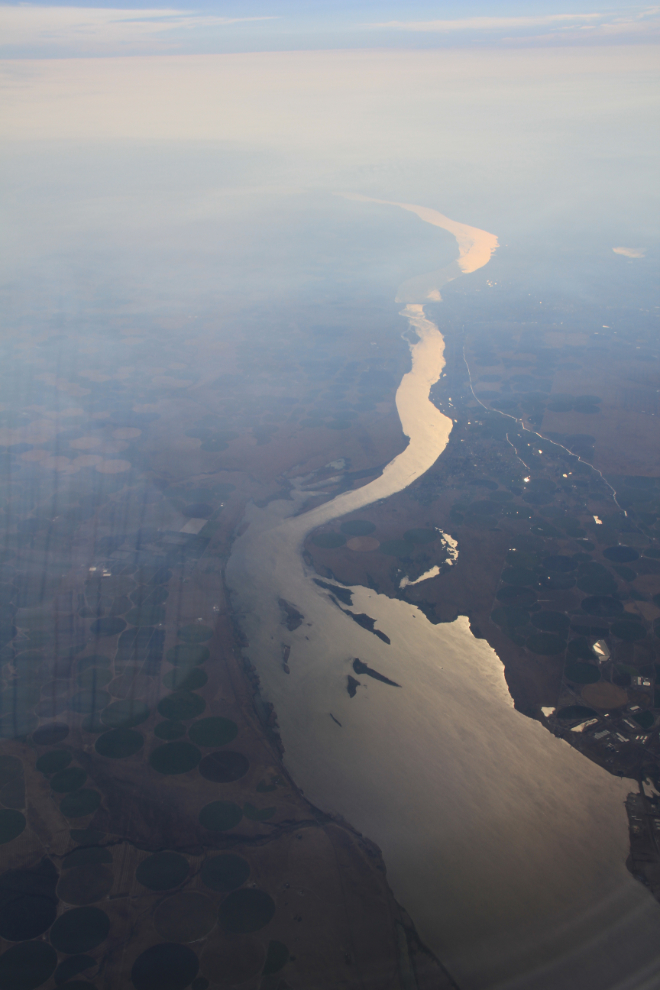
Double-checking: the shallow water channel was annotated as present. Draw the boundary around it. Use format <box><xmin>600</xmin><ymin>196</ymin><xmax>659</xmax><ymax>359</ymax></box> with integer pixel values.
<box><xmin>226</xmin><ymin>202</ymin><xmax>660</xmax><ymax>989</ymax></box>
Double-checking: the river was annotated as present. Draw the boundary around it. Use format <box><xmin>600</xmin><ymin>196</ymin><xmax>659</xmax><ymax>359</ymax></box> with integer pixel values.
<box><xmin>225</xmin><ymin>199</ymin><xmax>660</xmax><ymax>989</ymax></box>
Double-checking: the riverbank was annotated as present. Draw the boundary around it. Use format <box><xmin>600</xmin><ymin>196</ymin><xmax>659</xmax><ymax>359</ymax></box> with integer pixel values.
<box><xmin>225</xmin><ymin>201</ymin><xmax>660</xmax><ymax>988</ymax></box>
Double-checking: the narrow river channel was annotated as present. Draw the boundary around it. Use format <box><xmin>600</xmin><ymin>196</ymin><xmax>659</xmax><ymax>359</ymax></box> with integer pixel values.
<box><xmin>226</xmin><ymin>200</ymin><xmax>660</xmax><ymax>990</ymax></box>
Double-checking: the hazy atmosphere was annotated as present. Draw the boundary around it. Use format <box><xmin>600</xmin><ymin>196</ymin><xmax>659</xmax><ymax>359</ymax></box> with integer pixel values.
<box><xmin>0</xmin><ymin>3</ymin><xmax>659</xmax><ymax>990</ymax></box>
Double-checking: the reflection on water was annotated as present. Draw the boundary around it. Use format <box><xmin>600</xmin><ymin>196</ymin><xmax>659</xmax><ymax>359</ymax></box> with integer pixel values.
<box><xmin>1</xmin><ymin>31</ymin><xmax>657</xmax><ymax>988</ymax></box>
<box><xmin>226</xmin><ymin>203</ymin><xmax>660</xmax><ymax>989</ymax></box>
<box><xmin>399</xmin><ymin>564</ymin><xmax>441</xmax><ymax>588</ymax></box>
<box><xmin>0</xmin><ymin>189</ymin><xmax>658</xmax><ymax>988</ymax></box>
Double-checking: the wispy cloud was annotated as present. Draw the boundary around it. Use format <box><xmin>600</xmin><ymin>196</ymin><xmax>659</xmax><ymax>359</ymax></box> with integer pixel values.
<box><xmin>2</xmin><ymin>4</ymin><xmax>659</xmax><ymax>58</ymax></box>
<box><xmin>613</xmin><ymin>246</ymin><xmax>646</xmax><ymax>257</ymax></box>
<box><xmin>370</xmin><ymin>14</ymin><xmax>603</xmax><ymax>32</ymax></box>
<box><xmin>368</xmin><ymin>8</ymin><xmax>660</xmax><ymax>42</ymax></box>
<box><xmin>0</xmin><ymin>6</ymin><xmax>278</xmax><ymax>55</ymax></box>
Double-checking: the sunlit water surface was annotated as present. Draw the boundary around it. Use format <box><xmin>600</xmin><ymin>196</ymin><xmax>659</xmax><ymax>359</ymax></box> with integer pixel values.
<box><xmin>226</xmin><ymin>202</ymin><xmax>660</xmax><ymax>990</ymax></box>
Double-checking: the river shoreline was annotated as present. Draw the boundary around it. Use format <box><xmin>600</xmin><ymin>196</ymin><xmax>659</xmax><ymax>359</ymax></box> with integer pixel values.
<box><xmin>225</xmin><ymin>202</ymin><xmax>660</xmax><ymax>989</ymax></box>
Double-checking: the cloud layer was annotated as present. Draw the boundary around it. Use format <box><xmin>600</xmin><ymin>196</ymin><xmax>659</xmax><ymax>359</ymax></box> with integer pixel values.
<box><xmin>0</xmin><ymin>5</ymin><xmax>278</xmax><ymax>55</ymax></box>
<box><xmin>368</xmin><ymin>8</ymin><xmax>660</xmax><ymax>44</ymax></box>
<box><xmin>1</xmin><ymin>4</ymin><xmax>659</xmax><ymax>57</ymax></box>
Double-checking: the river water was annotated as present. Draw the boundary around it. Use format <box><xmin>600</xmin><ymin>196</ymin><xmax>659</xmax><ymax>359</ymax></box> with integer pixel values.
<box><xmin>226</xmin><ymin>201</ymin><xmax>660</xmax><ymax>989</ymax></box>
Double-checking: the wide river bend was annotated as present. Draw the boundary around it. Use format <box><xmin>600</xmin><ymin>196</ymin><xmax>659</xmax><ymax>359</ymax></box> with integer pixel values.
<box><xmin>226</xmin><ymin>200</ymin><xmax>660</xmax><ymax>990</ymax></box>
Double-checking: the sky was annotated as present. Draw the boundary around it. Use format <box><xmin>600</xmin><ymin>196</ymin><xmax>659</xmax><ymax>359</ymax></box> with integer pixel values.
<box><xmin>1</xmin><ymin>0</ymin><xmax>657</xmax><ymax>317</ymax></box>
<box><xmin>1</xmin><ymin>1</ymin><xmax>660</xmax><ymax>56</ymax></box>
